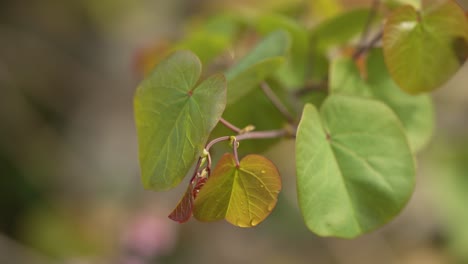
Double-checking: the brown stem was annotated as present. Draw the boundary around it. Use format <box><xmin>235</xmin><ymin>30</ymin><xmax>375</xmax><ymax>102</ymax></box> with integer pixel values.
<box><xmin>232</xmin><ymin>137</ymin><xmax>240</xmax><ymax>167</ymax></box>
<box><xmin>357</xmin><ymin>0</ymin><xmax>381</xmax><ymax>48</ymax></box>
<box><xmin>205</xmin><ymin>128</ymin><xmax>290</xmax><ymax>152</ymax></box>
<box><xmin>219</xmin><ymin>117</ymin><xmax>241</xmax><ymax>133</ymax></box>
<box><xmin>353</xmin><ymin>30</ymin><xmax>383</xmax><ymax>61</ymax></box>
<box><xmin>294</xmin><ymin>82</ymin><xmax>328</xmax><ymax>97</ymax></box>
<box><xmin>236</xmin><ymin>129</ymin><xmax>289</xmax><ymax>141</ymax></box>
<box><xmin>205</xmin><ymin>136</ymin><xmax>230</xmax><ymax>151</ymax></box>
<box><xmin>207</xmin><ymin>152</ymin><xmax>212</xmax><ymax>171</ymax></box>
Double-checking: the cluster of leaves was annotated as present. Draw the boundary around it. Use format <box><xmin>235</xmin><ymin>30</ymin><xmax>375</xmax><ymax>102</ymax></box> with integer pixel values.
<box><xmin>134</xmin><ymin>0</ymin><xmax>468</xmax><ymax>238</ymax></box>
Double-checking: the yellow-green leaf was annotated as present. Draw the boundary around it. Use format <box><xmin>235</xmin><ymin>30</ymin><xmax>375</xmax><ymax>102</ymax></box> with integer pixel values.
<box><xmin>194</xmin><ymin>153</ymin><xmax>281</xmax><ymax>227</ymax></box>
<box><xmin>383</xmin><ymin>1</ymin><xmax>468</xmax><ymax>94</ymax></box>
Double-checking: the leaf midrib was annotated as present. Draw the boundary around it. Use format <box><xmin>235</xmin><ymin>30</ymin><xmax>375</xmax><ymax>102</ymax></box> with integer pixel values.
<box><xmin>325</xmin><ymin>130</ymin><xmax>363</xmax><ymax>233</ymax></box>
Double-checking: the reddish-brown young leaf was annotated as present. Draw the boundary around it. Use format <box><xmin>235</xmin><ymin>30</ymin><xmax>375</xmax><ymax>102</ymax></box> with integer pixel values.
<box><xmin>168</xmin><ymin>176</ymin><xmax>208</xmax><ymax>223</ymax></box>
<box><xmin>168</xmin><ymin>184</ymin><xmax>194</xmax><ymax>223</ymax></box>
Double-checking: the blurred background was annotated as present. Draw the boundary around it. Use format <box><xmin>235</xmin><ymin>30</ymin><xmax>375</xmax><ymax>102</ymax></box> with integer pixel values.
<box><xmin>1</xmin><ymin>0</ymin><xmax>467</xmax><ymax>263</ymax></box>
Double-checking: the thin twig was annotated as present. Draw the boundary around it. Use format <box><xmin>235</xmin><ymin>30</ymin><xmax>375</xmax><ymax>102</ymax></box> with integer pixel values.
<box><xmin>205</xmin><ymin>136</ymin><xmax>230</xmax><ymax>151</ymax></box>
<box><xmin>236</xmin><ymin>129</ymin><xmax>289</xmax><ymax>141</ymax></box>
<box><xmin>205</xmin><ymin>129</ymin><xmax>290</xmax><ymax>152</ymax></box>
<box><xmin>352</xmin><ymin>30</ymin><xmax>383</xmax><ymax>61</ymax></box>
<box><xmin>294</xmin><ymin>82</ymin><xmax>328</xmax><ymax>97</ymax></box>
<box><xmin>260</xmin><ymin>82</ymin><xmax>296</xmax><ymax>124</ymax></box>
<box><xmin>207</xmin><ymin>152</ymin><xmax>212</xmax><ymax>171</ymax></box>
<box><xmin>357</xmin><ymin>0</ymin><xmax>381</xmax><ymax>49</ymax></box>
<box><xmin>219</xmin><ymin>117</ymin><xmax>241</xmax><ymax>133</ymax></box>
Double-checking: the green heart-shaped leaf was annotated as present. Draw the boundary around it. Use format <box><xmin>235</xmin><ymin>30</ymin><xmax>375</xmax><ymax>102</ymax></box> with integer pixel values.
<box><xmin>134</xmin><ymin>50</ymin><xmax>226</xmax><ymax>191</ymax></box>
<box><xmin>296</xmin><ymin>96</ymin><xmax>415</xmax><ymax>238</ymax></box>
<box><xmin>194</xmin><ymin>153</ymin><xmax>281</xmax><ymax>227</ymax></box>
<box><xmin>329</xmin><ymin>49</ymin><xmax>434</xmax><ymax>152</ymax></box>
<box><xmin>226</xmin><ymin>30</ymin><xmax>290</xmax><ymax>104</ymax></box>
<box><xmin>383</xmin><ymin>1</ymin><xmax>468</xmax><ymax>94</ymax></box>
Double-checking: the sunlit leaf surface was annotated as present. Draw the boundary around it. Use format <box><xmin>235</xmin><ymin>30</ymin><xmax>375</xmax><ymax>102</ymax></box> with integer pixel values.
<box><xmin>194</xmin><ymin>154</ymin><xmax>281</xmax><ymax>227</ymax></box>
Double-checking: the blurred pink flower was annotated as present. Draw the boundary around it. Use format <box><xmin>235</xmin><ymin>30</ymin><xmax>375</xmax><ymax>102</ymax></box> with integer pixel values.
<box><xmin>121</xmin><ymin>213</ymin><xmax>177</xmax><ymax>258</ymax></box>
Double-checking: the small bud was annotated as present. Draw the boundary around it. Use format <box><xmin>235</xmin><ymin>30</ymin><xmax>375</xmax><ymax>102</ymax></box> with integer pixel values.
<box><xmin>202</xmin><ymin>148</ymin><xmax>209</xmax><ymax>157</ymax></box>
<box><xmin>239</xmin><ymin>125</ymin><xmax>255</xmax><ymax>134</ymax></box>
<box><xmin>229</xmin><ymin>136</ymin><xmax>239</xmax><ymax>148</ymax></box>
